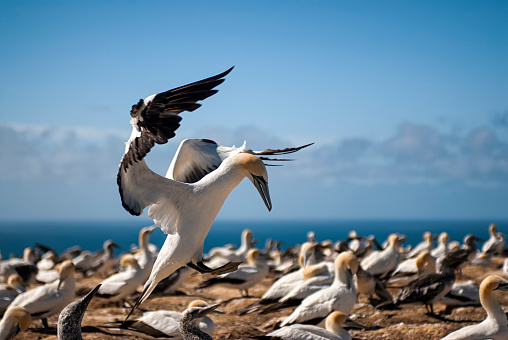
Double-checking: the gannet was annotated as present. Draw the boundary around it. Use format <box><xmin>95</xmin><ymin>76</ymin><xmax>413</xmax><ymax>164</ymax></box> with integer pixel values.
<box><xmin>118</xmin><ymin>68</ymin><xmax>312</xmax><ymax>317</ymax></box>
<box><xmin>395</xmin><ymin>254</ymin><xmax>456</xmax><ymax>314</ymax></box>
<box><xmin>0</xmin><ymin>248</ymin><xmax>37</xmax><ymax>284</ymax></box>
<box><xmin>482</xmin><ymin>223</ymin><xmax>505</xmax><ymax>256</ymax></box>
<box><xmin>389</xmin><ymin>251</ymin><xmax>437</xmax><ymax>285</ymax></box>
<box><xmin>197</xmin><ymin>248</ymin><xmax>269</xmax><ymax>297</ymax></box>
<box><xmin>86</xmin><ymin>240</ymin><xmax>121</xmax><ymax>277</ymax></box>
<box><xmin>72</xmin><ymin>251</ymin><xmax>92</xmax><ymax>273</ymax></box>
<box><xmin>240</xmin><ymin>243</ymin><xmax>323</xmax><ymax>314</ymax></box>
<box><xmin>267</xmin><ymin>311</ymin><xmax>351</xmax><ymax>340</ymax></box>
<box><xmin>440</xmin><ymin>280</ymin><xmax>480</xmax><ymax>314</ymax></box>
<box><xmin>107</xmin><ymin>300</ymin><xmax>221</xmax><ymax>339</ymax></box>
<box><xmin>208</xmin><ymin>229</ymin><xmax>257</xmax><ymax>261</ymax></box>
<box><xmin>407</xmin><ymin>231</ymin><xmax>435</xmax><ymax>259</ymax></box>
<box><xmin>280</xmin><ymin>252</ymin><xmax>358</xmax><ymax>327</ymax></box>
<box><xmin>356</xmin><ymin>265</ymin><xmax>393</xmax><ymax>307</ymax></box>
<box><xmin>57</xmin><ymin>284</ymin><xmax>101</xmax><ymax>340</ymax></box>
<box><xmin>180</xmin><ymin>303</ymin><xmax>221</xmax><ymax>340</ymax></box>
<box><xmin>503</xmin><ymin>258</ymin><xmax>508</xmax><ymax>277</ymax></box>
<box><xmin>36</xmin><ymin>251</ymin><xmax>58</xmax><ymax>271</ymax></box>
<box><xmin>361</xmin><ymin>234</ymin><xmax>406</xmax><ymax>278</ymax></box>
<box><xmin>133</xmin><ymin>226</ymin><xmax>157</xmax><ymax>282</ymax></box>
<box><xmin>440</xmin><ymin>275</ymin><xmax>508</xmax><ymax>340</ymax></box>
<box><xmin>10</xmin><ymin>260</ymin><xmax>76</xmax><ymax>328</ymax></box>
<box><xmin>0</xmin><ymin>306</ymin><xmax>31</xmax><ymax>340</ymax></box>
<box><xmin>96</xmin><ymin>254</ymin><xmax>145</xmax><ymax>305</ymax></box>
<box><xmin>152</xmin><ymin>266</ymin><xmax>192</xmax><ymax>296</ymax></box>
<box><xmin>431</xmin><ymin>232</ymin><xmax>450</xmax><ymax>258</ymax></box>
<box><xmin>0</xmin><ymin>275</ymin><xmax>25</xmax><ymax>315</ymax></box>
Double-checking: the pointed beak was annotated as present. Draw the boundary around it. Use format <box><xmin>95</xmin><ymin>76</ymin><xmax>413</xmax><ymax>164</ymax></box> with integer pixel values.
<box><xmin>251</xmin><ymin>174</ymin><xmax>272</xmax><ymax>211</ymax></box>
<box><xmin>197</xmin><ymin>303</ymin><xmax>221</xmax><ymax>318</ymax></box>
<box><xmin>82</xmin><ymin>284</ymin><xmax>101</xmax><ymax>310</ymax></box>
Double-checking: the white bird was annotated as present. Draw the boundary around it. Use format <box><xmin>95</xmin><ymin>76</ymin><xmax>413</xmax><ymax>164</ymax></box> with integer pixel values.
<box><xmin>389</xmin><ymin>251</ymin><xmax>437</xmax><ymax>285</ymax></box>
<box><xmin>198</xmin><ymin>248</ymin><xmax>269</xmax><ymax>297</ymax></box>
<box><xmin>503</xmin><ymin>258</ymin><xmax>508</xmax><ymax>277</ymax></box>
<box><xmin>10</xmin><ymin>260</ymin><xmax>76</xmax><ymax>328</ymax></box>
<box><xmin>431</xmin><ymin>232</ymin><xmax>450</xmax><ymax>258</ymax></box>
<box><xmin>133</xmin><ymin>226</ymin><xmax>158</xmax><ymax>283</ymax></box>
<box><xmin>361</xmin><ymin>234</ymin><xmax>406</xmax><ymax>277</ymax></box>
<box><xmin>482</xmin><ymin>223</ymin><xmax>505</xmax><ymax>256</ymax></box>
<box><xmin>267</xmin><ymin>311</ymin><xmax>351</xmax><ymax>340</ymax></box>
<box><xmin>406</xmin><ymin>231</ymin><xmax>435</xmax><ymax>259</ymax></box>
<box><xmin>206</xmin><ymin>229</ymin><xmax>258</xmax><ymax>268</ymax></box>
<box><xmin>440</xmin><ymin>275</ymin><xmax>508</xmax><ymax>340</ymax></box>
<box><xmin>96</xmin><ymin>254</ymin><xmax>145</xmax><ymax>305</ymax></box>
<box><xmin>110</xmin><ymin>300</ymin><xmax>221</xmax><ymax>339</ymax></box>
<box><xmin>0</xmin><ymin>306</ymin><xmax>31</xmax><ymax>340</ymax></box>
<box><xmin>86</xmin><ymin>240</ymin><xmax>121</xmax><ymax>277</ymax></box>
<box><xmin>0</xmin><ymin>275</ymin><xmax>25</xmax><ymax>315</ymax></box>
<box><xmin>118</xmin><ymin>68</ymin><xmax>311</xmax><ymax>317</ymax></box>
<box><xmin>57</xmin><ymin>284</ymin><xmax>101</xmax><ymax>340</ymax></box>
<box><xmin>280</xmin><ymin>252</ymin><xmax>358</xmax><ymax>327</ymax></box>
<box><xmin>0</xmin><ymin>248</ymin><xmax>37</xmax><ymax>284</ymax></box>
<box><xmin>440</xmin><ymin>280</ymin><xmax>480</xmax><ymax>314</ymax></box>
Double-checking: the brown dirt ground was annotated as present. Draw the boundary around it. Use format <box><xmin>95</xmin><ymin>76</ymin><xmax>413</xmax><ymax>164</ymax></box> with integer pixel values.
<box><xmin>15</xmin><ymin>257</ymin><xmax>508</xmax><ymax>340</ymax></box>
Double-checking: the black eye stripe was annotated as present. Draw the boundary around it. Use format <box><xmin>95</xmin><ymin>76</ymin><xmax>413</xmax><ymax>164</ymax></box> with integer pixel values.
<box><xmin>251</xmin><ymin>173</ymin><xmax>267</xmax><ymax>184</ymax></box>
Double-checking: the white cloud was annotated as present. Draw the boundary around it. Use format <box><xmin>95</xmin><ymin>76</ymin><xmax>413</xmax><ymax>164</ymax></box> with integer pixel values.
<box><xmin>1</xmin><ymin>122</ymin><xmax>507</xmax><ymax>188</ymax></box>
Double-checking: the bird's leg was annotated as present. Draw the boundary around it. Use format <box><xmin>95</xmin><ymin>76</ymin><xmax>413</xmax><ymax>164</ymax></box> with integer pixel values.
<box><xmin>41</xmin><ymin>318</ymin><xmax>49</xmax><ymax>328</ymax></box>
<box><xmin>187</xmin><ymin>261</ymin><xmax>242</xmax><ymax>275</ymax></box>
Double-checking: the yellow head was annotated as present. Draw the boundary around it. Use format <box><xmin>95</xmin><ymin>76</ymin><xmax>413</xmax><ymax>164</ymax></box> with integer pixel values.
<box><xmin>5</xmin><ymin>306</ymin><xmax>32</xmax><ymax>331</ymax></box>
<box><xmin>335</xmin><ymin>252</ymin><xmax>358</xmax><ymax>275</ymax></box>
<box><xmin>325</xmin><ymin>311</ymin><xmax>347</xmax><ymax>332</ymax></box>
<box><xmin>233</xmin><ymin>153</ymin><xmax>271</xmax><ymax>211</ymax></box>
<box><xmin>7</xmin><ymin>274</ymin><xmax>23</xmax><ymax>289</ymax></box>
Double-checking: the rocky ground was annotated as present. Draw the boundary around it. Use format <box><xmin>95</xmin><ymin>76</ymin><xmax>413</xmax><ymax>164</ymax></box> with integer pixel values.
<box><xmin>15</xmin><ymin>257</ymin><xmax>508</xmax><ymax>340</ymax></box>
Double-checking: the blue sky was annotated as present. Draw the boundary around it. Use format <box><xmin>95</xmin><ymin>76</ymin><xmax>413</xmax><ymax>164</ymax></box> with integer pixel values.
<box><xmin>0</xmin><ymin>1</ymin><xmax>507</xmax><ymax>221</ymax></box>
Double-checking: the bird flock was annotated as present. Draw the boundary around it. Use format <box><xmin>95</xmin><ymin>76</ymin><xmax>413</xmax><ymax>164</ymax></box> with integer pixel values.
<box><xmin>1</xmin><ymin>69</ymin><xmax>507</xmax><ymax>339</ymax></box>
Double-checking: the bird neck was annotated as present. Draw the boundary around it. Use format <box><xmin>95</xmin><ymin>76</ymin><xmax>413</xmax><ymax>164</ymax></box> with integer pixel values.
<box><xmin>180</xmin><ymin>318</ymin><xmax>213</xmax><ymax>340</ymax></box>
<box><xmin>481</xmin><ymin>290</ymin><xmax>506</xmax><ymax>322</ymax></box>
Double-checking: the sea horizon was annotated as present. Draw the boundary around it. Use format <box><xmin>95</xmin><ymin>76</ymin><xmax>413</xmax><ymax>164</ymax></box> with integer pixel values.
<box><xmin>0</xmin><ymin>218</ymin><xmax>506</xmax><ymax>259</ymax></box>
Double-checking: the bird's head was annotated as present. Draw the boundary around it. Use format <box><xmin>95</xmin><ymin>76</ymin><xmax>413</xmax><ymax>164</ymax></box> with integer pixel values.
<box><xmin>234</xmin><ymin>153</ymin><xmax>272</xmax><ymax>211</ymax></box>
<box><xmin>5</xmin><ymin>306</ymin><xmax>32</xmax><ymax>331</ymax></box>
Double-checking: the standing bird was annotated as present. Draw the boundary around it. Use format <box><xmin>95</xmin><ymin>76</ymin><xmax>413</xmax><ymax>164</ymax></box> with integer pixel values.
<box><xmin>361</xmin><ymin>234</ymin><xmax>406</xmax><ymax>278</ymax></box>
<box><xmin>0</xmin><ymin>306</ymin><xmax>31</xmax><ymax>340</ymax></box>
<box><xmin>197</xmin><ymin>248</ymin><xmax>269</xmax><ymax>297</ymax></box>
<box><xmin>57</xmin><ymin>284</ymin><xmax>101</xmax><ymax>340</ymax></box>
<box><xmin>118</xmin><ymin>67</ymin><xmax>312</xmax><ymax>317</ymax></box>
<box><xmin>280</xmin><ymin>252</ymin><xmax>358</xmax><ymax>327</ymax></box>
<box><xmin>179</xmin><ymin>303</ymin><xmax>221</xmax><ymax>340</ymax></box>
<box><xmin>440</xmin><ymin>275</ymin><xmax>508</xmax><ymax>340</ymax></box>
<box><xmin>96</xmin><ymin>254</ymin><xmax>145</xmax><ymax>306</ymax></box>
<box><xmin>86</xmin><ymin>240</ymin><xmax>121</xmax><ymax>277</ymax></box>
<box><xmin>9</xmin><ymin>260</ymin><xmax>76</xmax><ymax>328</ymax></box>
<box><xmin>482</xmin><ymin>223</ymin><xmax>505</xmax><ymax>256</ymax></box>
<box><xmin>406</xmin><ymin>231</ymin><xmax>435</xmax><ymax>259</ymax></box>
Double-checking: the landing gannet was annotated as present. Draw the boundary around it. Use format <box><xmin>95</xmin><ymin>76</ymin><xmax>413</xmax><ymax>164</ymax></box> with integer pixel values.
<box><xmin>440</xmin><ymin>275</ymin><xmax>508</xmax><ymax>340</ymax></box>
<box><xmin>108</xmin><ymin>300</ymin><xmax>221</xmax><ymax>339</ymax></box>
<box><xmin>10</xmin><ymin>260</ymin><xmax>76</xmax><ymax>328</ymax></box>
<box><xmin>180</xmin><ymin>303</ymin><xmax>220</xmax><ymax>340</ymax></box>
<box><xmin>118</xmin><ymin>68</ymin><xmax>311</xmax><ymax>316</ymax></box>
<box><xmin>280</xmin><ymin>252</ymin><xmax>358</xmax><ymax>327</ymax></box>
<box><xmin>57</xmin><ymin>284</ymin><xmax>101</xmax><ymax>340</ymax></box>
<box><xmin>198</xmin><ymin>248</ymin><xmax>269</xmax><ymax>297</ymax></box>
<box><xmin>267</xmin><ymin>311</ymin><xmax>351</xmax><ymax>340</ymax></box>
<box><xmin>0</xmin><ymin>306</ymin><xmax>31</xmax><ymax>340</ymax></box>
<box><xmin>482</xmin><ymin>223</ymin><xmax>505</xmax><ymax>256</ymax></box>
<box><xmin>96</xmin><ymin>254</ymin><xmax>144</xmax><ymax>305</ymax></box>
<box><xmin>361</xmin><ymin>234</ymin><xmax>406</xmax><ymax>278</ymax></box>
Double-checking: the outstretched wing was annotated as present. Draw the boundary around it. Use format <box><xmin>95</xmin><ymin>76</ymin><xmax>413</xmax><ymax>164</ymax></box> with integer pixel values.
<box><xmin>118</xmin><ymin>67</ymin><xmax>234</xmax><ymax>216</ymax></box>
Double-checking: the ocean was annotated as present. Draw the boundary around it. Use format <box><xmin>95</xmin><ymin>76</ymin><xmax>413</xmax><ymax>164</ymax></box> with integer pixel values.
<box><xmin>0</xmin><ymin>219</ymin><xmax>506</xmax><ymax>259</ymax></box>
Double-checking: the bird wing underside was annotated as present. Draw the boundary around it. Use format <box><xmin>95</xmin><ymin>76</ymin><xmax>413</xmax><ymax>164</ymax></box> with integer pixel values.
<box><xmin>118</xmin><ymin>68</ymin><xmax>233</xmax><ymax>215</ymax></box>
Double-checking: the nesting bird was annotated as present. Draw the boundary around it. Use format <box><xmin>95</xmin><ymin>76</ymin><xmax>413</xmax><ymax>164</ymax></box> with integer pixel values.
<box><xmin>440</xmin><ymin>275</ymin><xmax>508</xmax><ymax>340</ymax></box>
<box><xmin>280</xmin><ymin>252</ymin><xmax>358</xmax><ymax>327</ymax></box>
<box><xmin>0</xmin><ymin>306</ymin><xmax>31</xmax><ymax>340</ymax></box>
<box><xmin>361</xmin><ymin>234</ymin><xmax>406</xmax><ymax>278</ymax></box>
<box><xmin>118</xmin><ymin>68</ymin><xmax>311</xmax><ymax>316</ymax></box>
<box><xmin>10</xmin><ymin>260</ymin><xmax>76</xmax><ymax>328</ymax></box>
<box><xmin>179</xmin><ymin>303</ymin><xmax>221</xmax><ymax>340</ymax></box>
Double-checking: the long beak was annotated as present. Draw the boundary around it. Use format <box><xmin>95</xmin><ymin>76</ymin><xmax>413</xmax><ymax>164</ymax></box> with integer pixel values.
<box><xmin>252</xmin><ymin>174</ymin><xmax>272</xmax><ymax>211</ymax></box>
<box><xmin>197</xmin><ymin>303</ymin><xmax>221</xmax><ymax>318</ymax></box>
<box><xmin>82</xmin><ymin>284</ymin><xmax>101</xmax><ymax>309</ymax></box>
<box><xmin>494</xmin><ymin>281</ymin><xmax>508</xmax><ymax>291</ymax></box>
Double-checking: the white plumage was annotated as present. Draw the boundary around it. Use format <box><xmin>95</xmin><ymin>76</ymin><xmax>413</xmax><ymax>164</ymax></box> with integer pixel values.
<box><xmin>0</xmin><ymin>306</ymin><xmax>31</xmax><ymax>340</ymax></box>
